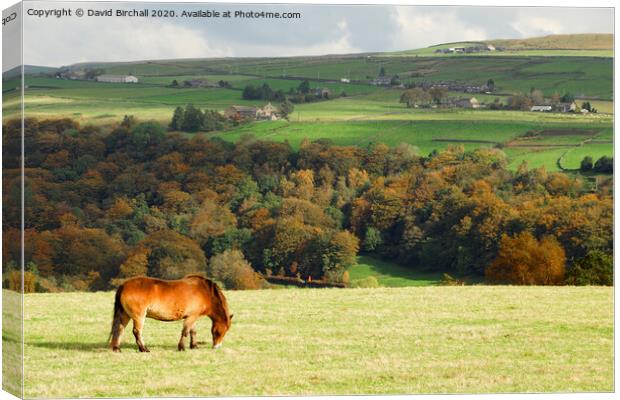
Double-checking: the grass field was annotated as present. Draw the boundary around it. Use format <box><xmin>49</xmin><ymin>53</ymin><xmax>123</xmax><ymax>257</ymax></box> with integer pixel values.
<box><xmin>348</xmin><ymin>256</ymin><xmax>444</xmax><ymax>287</ymax></box>
<box><xmin>2</xmin><ymin>290</ymin><xmax>22</xmax><ymax>397</ymax></box>
<box><xmin>2</xmin><ymin>44</ymin><xmax>613</xmax><ymax>173</ymax></box>
<box><xmin>8</xmin><ymin>286</ymin><xmax>613</xmax><ymax>397</ymax></box>
<box><xmin>3</xmin><ymin>80</ymin><xmax>613</xmax><ymax>172</ymax></box>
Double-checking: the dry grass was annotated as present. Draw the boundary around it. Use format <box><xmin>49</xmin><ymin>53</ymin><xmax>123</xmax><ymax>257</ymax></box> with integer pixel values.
<box><xmin>490</xmin><ymin>34</ymin><xmax>613</xmax><ymax>50</ymax></box>
<box><xmin>5</xmin><ymin>286</ymin><xmax>614</xmax><ymax>397</ymax></box>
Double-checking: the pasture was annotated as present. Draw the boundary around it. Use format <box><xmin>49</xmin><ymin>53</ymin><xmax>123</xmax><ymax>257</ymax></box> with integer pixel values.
<box><xmin>212</xmin><ymin>109</ymin><xmax>612</xmax><ymax>172</ymax></box>
<box><xmin>348</xmin><ymin>256</ymin><xmax>444</xmax><ymax>287</ymax></box>
<box><xmin>2</xmin><ymin>50</ymin><xmax>613</xmax><ymax>173</ymax></box>
<box><xmin>11</xmin><ymin>286</ymin><xmax>613</xmax><ymax>397</ymax></box>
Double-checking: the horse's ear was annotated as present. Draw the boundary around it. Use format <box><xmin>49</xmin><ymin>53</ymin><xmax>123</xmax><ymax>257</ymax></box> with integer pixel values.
<box><xmin>230</xmin><ymin>314</ymin><xmax>234</xmax><ymax>320</ymax></box>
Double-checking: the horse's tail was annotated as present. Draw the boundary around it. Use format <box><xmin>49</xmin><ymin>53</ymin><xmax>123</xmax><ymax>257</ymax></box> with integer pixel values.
<box><xmin>108</xmin><ymin>284</ymin><xmax>125</xmax><ymax>345</ymax></box>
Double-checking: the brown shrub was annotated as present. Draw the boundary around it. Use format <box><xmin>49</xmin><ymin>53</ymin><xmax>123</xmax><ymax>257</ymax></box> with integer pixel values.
<box><xmin>7</xmin><ymin>271</ymin><xmax>37</xmax><ymax>293</ymax></box>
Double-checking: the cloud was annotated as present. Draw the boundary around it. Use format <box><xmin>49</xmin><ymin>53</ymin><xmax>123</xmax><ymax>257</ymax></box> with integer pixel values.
<box><xmin>24</xmin><ymin>11</ymin><xmax>231</xmax><ymax>66</ymax></box>
<box><xmin>510</xmin><ymin>16</ymin><xmax>566</xmax><ymax>37</ymax></box>
<box><xmin>393</xmin><ymin>7</ymin><xmax>489</xmax><ymax>49</ymax></box>
<box><xmin>19</xmin><ymin>2</ymin><xmax>614</xmax><ymax>67</ymax></box>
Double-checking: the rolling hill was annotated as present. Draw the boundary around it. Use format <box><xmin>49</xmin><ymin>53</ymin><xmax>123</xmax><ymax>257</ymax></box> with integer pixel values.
<box><xmin>1</xmin><ymin>34</ymin><xmax>613</xmax><ymax>173</ymax></box>
<box><xmin>487</xmin><ymin>33</ymin><xmax>613</xmax><ymax>50</ymax></box>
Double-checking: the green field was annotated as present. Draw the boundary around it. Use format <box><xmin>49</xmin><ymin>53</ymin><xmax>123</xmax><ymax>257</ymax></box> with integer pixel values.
<box><xmin>8</xmin><ymin>286</ymin><xmax>612</xmax><ymax>397</ymax></box>
<box><xmin>5</xmin><ymin>78</ymin><xmax>612</xmax><ymax>171</ymax></box>
<box><xmin>562</xmin><ymin>144</ymin><xmax>615</xmax><ymax>170</ymax></box>
<box><xmin>2</xmin><ymin>42</ymin><xmax>613</xmax><ymax>173</ymax></box>
<box><xmin>348</xmin><ymin>256</ymin><xmax>444</xmax><ymax>287</ymax></box>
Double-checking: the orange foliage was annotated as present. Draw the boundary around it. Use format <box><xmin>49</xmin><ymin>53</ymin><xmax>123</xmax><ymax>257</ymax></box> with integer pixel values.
<box><xmin>486</xmin><ymin>232</ymin><xmax>566</xmax><ymax>285</ymax></box>
<box><xmin>189</xmin><ymin>199</ymin><xmax>237</xmax><ymax>244</ymax></box>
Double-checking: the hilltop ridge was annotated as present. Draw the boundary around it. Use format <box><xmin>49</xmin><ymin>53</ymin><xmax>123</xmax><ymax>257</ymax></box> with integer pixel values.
<box><xmin>487</xmin><ymin>33</ymin><xmax>612</xmax><ymax>50</ymax></box>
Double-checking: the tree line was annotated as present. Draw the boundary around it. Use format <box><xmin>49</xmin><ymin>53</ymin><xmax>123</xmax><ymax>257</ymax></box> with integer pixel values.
<box><xmin>2</xmin><ymin>117</ymin><xmax>613</xmax><ymax>292</ymax></box>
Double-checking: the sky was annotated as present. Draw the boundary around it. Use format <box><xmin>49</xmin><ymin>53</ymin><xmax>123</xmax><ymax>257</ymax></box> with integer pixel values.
<box><xmin>16</xmin><ymin>1</ymin><xmax>615</xmax><ymax>68</ymax></box>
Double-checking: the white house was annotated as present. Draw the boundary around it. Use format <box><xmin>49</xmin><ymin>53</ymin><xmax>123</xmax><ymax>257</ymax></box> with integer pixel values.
<box><xmin>340</xmin><ymin>78</ymin><xmax>350</xmax><ymax>83</ymax></box>
<box><xmin>96</xmin><ymin>74</ymin><xmax>139</xmax><ymax>83</ymax></box>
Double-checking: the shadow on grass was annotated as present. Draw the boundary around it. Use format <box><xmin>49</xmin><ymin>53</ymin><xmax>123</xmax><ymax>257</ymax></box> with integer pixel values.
<box><xmin>25</xmin><ymin>340</ymin><xmax>212</xmax><ymax>352</ymax></box>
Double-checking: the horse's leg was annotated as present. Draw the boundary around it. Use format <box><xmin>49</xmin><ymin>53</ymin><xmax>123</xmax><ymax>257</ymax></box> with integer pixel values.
<box><xmin>189</xmin><ymin>319</ymin><xmax>199</xmax><ymax>349</ymax></box>
<box><xmin>111</xmin><ymin>311</ymin><xmax>130</xmax><ymax>352</ymax></box>
<box><xmin>178</xmin><ymin>316</ymin><xmax>198</xmax><ymax>351</ymax></box>
<box><xmin>132</xmin><ymin>314</ymin><xmax>150</xmax><ymax>353</ymax></box>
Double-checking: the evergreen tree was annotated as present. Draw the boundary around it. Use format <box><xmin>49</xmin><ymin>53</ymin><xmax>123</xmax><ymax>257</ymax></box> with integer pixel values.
<box><xmin>170</xmin><ymin>106</ymin><xmax>184</xmax><ymax>130</ymax></box>
<box><xmin>181</xmin><ymin>104</ymin><xmax>204</xmax><ymax>132</ymax></box>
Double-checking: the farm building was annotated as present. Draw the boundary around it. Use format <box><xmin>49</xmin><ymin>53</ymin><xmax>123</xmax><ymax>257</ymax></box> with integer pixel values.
<box><xmin>96</xmin><ymin>74</ymin><xmax>139</xmax><ymax>83</ymax></box>
<box><xmin>225</xmin><ymin>105</ymin><xmax>258</xmax><ymax>120</ymax></box>
<box><xmin>455</xmin><ymin>97</ymin><xmax>480</xmax><ymax>109</ymax></box>
<box><xmin>226</xmin><ymin>103</ymin><xmax>279</xmax><ymax>121</ymax></box>
<box><xmin>340</xmin><ymin>78</ymin><xmax>350</xmax><ymax>83</ymax></box>
<box><xmin>59</xmin><ymin>71</ymin><xmax>86</xmax><ymax>80</ymax></box>
<box><xmin>183</xmin><ymin>79</ymin><xmax>206</xmax><ymax>87</ymax></box>
<box><xmin>370</xmin><ymin>76</ymin><xmax>392</xmax><ymax>86</ymax></box>
<box><xmin>558</xmin><ymin>102</ymin><xmax>578</xmax><ymax>113</ymax></box>
<box><xmin>315</xmin><ymin>88</ymin><xmax>331</xmax><ymax>98</ymax></box>
<box><xmin>183</xmin><ymin>79</ymin><xmax>220</xmax><ymax>88</ymax></box>
<box><xmin>531</xmin><ymin>105</ymin><xmax>553</xmax><ymax>112</ymax></box>
<box><xmin>256</xmin><ymin>102</ymin><xmax>279</xmax><ymax>120</ymax></box>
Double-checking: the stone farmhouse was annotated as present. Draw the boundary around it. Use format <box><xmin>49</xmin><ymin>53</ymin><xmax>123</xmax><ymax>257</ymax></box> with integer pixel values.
<box><xmin>257</xmin><ymin>102</ymin><xmax>279</xmax><ymax>120</ymax></box>
<box><xmin>225</xmin><ymin>103</ymin><xmax>279</xmax><ymax>121</ymax></box>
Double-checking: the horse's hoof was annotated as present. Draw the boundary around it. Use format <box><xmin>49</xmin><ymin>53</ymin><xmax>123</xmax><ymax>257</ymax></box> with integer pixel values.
<box><xmin>112</xmin><ymin>347</ymin><xmax>121</xmax><ymax>352</ymax></box>
<box><xmin>178</xmin><ymin>345</ymin><xmax>185</xmax><ymax>351</ymax></box>
<box><xmin>190</xmin><ymin>344</ymin><xmax>198</xmax><ymax>350</ymax></box>
<box><xmin>139</xmin><ymin>347</ymin><xmax>150</xmax><ymax>353</ymax></box>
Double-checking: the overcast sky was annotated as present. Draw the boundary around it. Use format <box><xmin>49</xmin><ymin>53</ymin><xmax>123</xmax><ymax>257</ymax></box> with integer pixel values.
<box><xmin>20</xmin><ymin>2</ymin><xmax>614</xmax><ymax>67</ymax></box>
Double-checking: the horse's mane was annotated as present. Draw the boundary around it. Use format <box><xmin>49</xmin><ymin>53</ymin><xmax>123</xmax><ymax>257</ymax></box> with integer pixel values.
<box><xmin>186</xmin><ymin>274</ymin><xmax>230</xmax><ymax>324</ymax></box>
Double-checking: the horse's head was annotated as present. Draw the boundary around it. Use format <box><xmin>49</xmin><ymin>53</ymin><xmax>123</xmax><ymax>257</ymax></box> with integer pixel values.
<box><xmin>211</xmin><ymin>313</ymin><xmax>233</xmax><ymax>349</ymax></box>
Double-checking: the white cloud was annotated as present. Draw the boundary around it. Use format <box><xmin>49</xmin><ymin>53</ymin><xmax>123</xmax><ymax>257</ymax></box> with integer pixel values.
<box><xmin>19</xmin><ymin>2</ymin><xmax>613</xmax><ymax>67</ymax></box>
<box><xmin>510</xmin><ymin>15</ymin><xmax>566</xmax><ymax>37</ymax></box>
<box><xmin>24</xmin><ymin>13</ymin><xmax>230</xmax><ymax>66</ymax></box>
<box><xmin>393</xmin><ymin>7</ymin><xmax>488</xmax><ymax>50</ymax></box>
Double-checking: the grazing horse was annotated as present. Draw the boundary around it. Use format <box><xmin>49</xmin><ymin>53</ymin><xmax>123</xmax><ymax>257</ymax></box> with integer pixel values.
<box><xmin>109</xmin><ymin>275</ymin><xmax>233</xmax><ymax>352</ymax></box>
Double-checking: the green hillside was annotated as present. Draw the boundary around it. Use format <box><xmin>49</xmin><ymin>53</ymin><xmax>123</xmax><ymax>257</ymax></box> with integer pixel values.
<box><xmin>2</xmin><ymin>34</ymin><xmax>613</xmax><ymax>173</ymax></box>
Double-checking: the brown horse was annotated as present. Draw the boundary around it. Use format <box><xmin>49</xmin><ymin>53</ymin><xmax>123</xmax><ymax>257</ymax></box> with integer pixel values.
<box><xmin>109</xmin><ymin>275</ymin><xmax>233</xmax><ymax>352</ymax></box>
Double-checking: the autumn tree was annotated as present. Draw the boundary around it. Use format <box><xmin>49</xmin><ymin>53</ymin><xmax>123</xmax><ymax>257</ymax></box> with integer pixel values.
<box><xmin>189</xmin><ymin>199</ymin><xmax>237</xmax><ymax>246</ymax></box>
<box><xmin>486</xmin><ymin>232</ymin><xmax>566</xmax><ymax>285</ymax></box>
<box><xmin>111</xmin><ymin>246</ymin><xmax>151</xmax><ymax>286</ymax></box>
<box><xmin>208</xmin><ymin>249</ymin><xmax>262</xmax><ymax>290</ymax></box>
<box><xmin>400</xmin><ymin>88</ymin><xmax>432</xmax><ymax>108</ymax></box>
<box><xmin>141</xmin><ymin>230</ymin><xmax>207</xmax><ymax>279</ymax></box>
